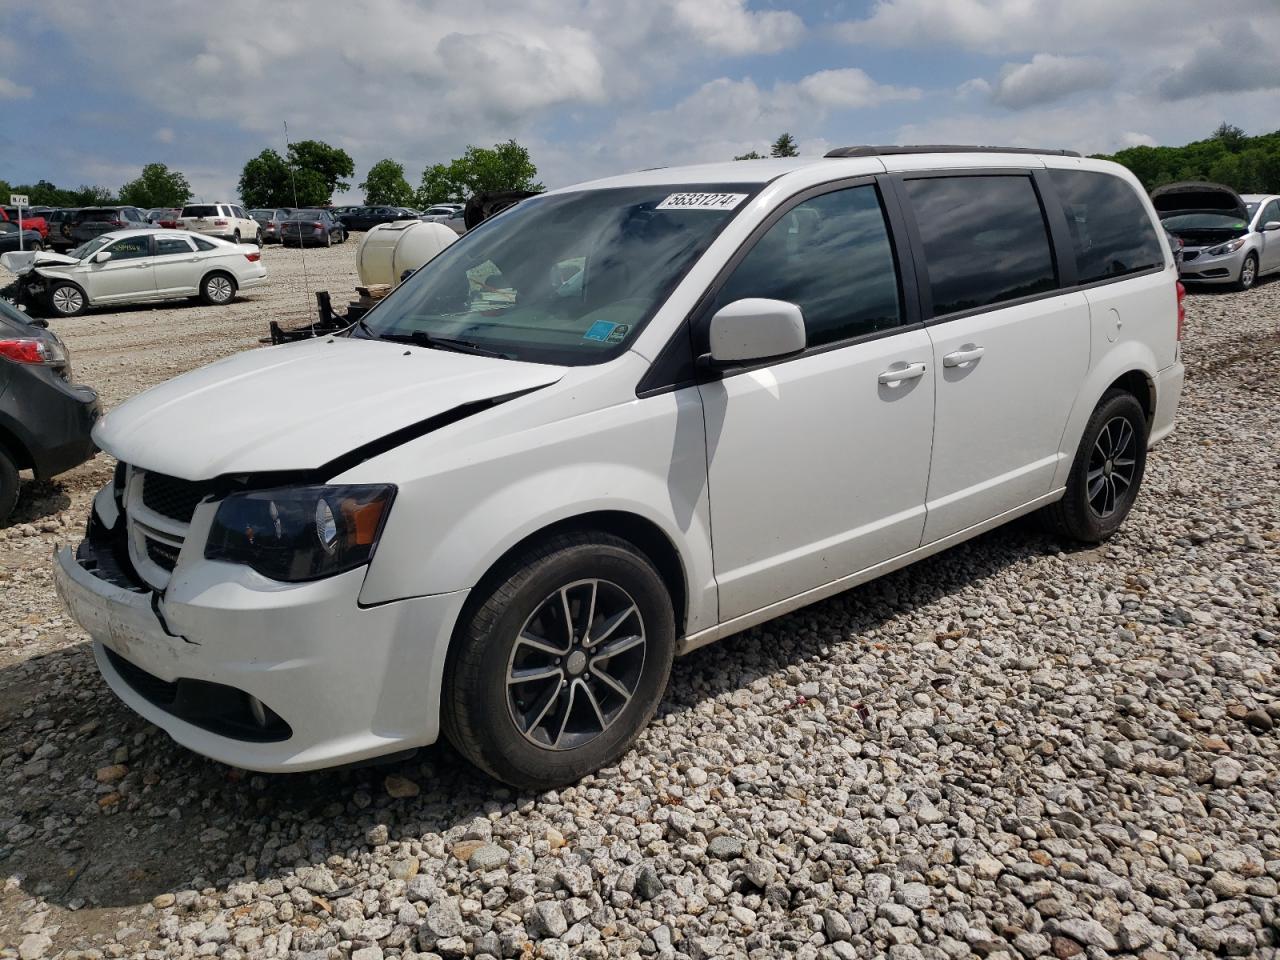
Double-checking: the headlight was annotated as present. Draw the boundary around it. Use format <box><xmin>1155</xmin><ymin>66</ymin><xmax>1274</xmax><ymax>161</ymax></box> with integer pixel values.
<box><xmin>205</xmin><ymin>484</ymin><xmax>395</xmax><ymax>582</ymax></box>
<box><xmin>1205</xmin><ymin>238</ymin><xmax>1246</xmax><ymax>257</ymax></box>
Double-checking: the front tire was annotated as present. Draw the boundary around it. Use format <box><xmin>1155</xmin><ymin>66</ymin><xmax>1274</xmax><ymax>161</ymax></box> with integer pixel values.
<box><xmin>442</xmin><ymin>532</ymin><xmax>676</xmax><ymax>789</ymax></box>
<box><xmin>48</xmin><ymin>282</ymin><xmax>86</xmax><ymax>317</ymax></box>
<box><xmin>200</xmin><ymin>271</ymin><xmax>237</xmax><ymax>305</ymax></box>
<box><xmin>1236</xmin><ymin>253</ymin><xmax>1258</xmax><ymax>291</ymax></box>
<box><xmin>232</xmin><ymin>229</ymin><xmax>241</xmax><ymax>245</ymax></box>
<box><xmin>1043</xmin><ymin>389</ymin><xmax>1147</xmax><ymax>543</ymax></box>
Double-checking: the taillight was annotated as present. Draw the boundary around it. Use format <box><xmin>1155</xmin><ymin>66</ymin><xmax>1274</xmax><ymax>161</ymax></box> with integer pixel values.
<box><xmin>1175</xmin><ymin>281</ymin><xmax>1186</xmax><ymax>342</ymax></box>
<box><xmin>312</xmin><ymin>221</ymin><xmax>323</xmax><ymax>228</ymax></box>
<box><xmin>244</xmin><ymin>252</ymin><xmax>261</xmax><ymax>262</ymax></box>
<box><xmin>0</xmin><ymin>338</ymin><xmax>64</xmax><ymax>364</ymax></box>
<box><xmin>110</xmin><ymin>219</ymin><xmax>124</xmax><ymax>226</ymax></box>
<box><xmin>214</xmin><ymin>219</ymin><xmax>228</xmax><ymax>225</ymax></box>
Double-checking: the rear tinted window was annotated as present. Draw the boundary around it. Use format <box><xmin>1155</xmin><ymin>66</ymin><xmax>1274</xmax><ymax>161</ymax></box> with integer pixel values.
<box><xmin>182</xmin><ymin>205</ymin><xmax>219</xmax><ymax>217</ymax></box>
<box><xmin>1048</xmin><ymin>169</ymin><xmax>1164</xmax><ymax>283</ymax></box>
<box><xmin>904</xmin><ymin>175</ymin><xmax>1057</xmax><ymax>316</ymax></box>
<box><xmin>76</xmin><ymin>208</ymin><xmax>117</xmax><ymax>221</ymax></box>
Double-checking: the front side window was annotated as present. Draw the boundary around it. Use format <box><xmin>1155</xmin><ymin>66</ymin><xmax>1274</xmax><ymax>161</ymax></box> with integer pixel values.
<box><xmin>1048</xmin><ymin>169</ymin><xmax>1163</xmax><ymax>283</ymax></box>
<box><xmin>362</xmin><ymin>184</ymin><xmax>757</xmax><ymax>364</ymax></box>
<box><xmin>104</xmin><ymin>237</ymin><xmax>151</xmax><ymax>260</ymax></box>
<box><xmin>711</xmin><ymin>184</ymin><xmax>902</xmax><ymax>348</ymax></box>
<box><xmin>903</xmin><ymin>175</ymin><xmax>1057</xmax><ymax>316</ymax></box>
<box><xmin>1260</xmin><ymin>200</ymin><xmax>1280</xmax><ymax>226</ymax></box>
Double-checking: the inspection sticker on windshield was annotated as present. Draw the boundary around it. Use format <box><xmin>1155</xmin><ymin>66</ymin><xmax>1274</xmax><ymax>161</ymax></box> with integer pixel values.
<box><xmin>656</xmin><ymin>192</ymin><xmax>748</xmax><ymax>211</ymax></box>
<box><xmin>584</xmin><ymin>320</ymin><xmax>619</xmax><ymax>341</ymax></box>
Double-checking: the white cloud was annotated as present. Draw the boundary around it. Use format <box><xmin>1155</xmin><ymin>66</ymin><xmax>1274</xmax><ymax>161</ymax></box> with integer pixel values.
<box><xmin>154</xmin><ymin>127</ymin><xmax>176</xmax><ymax>144</ymax></box>
<box><xmin>797</xmin><ymin>68</ymin><xmax>920</xmax><ymax>109</ymax></box>
<box><xmin>1118</xmin><ymin>131</ymin><xmax>1157</xmax><ymax>149</ymax></box>
<box><xmin>667</xmin><ymin>0</ymin><xmax>804</xmax><ymax>54</ymax></box>
<box><xmin>0</xmin><ymin>76</ymin><xmax>33</xmax><ymax>99</ymax></box>
<box><xmin>990</xmin><ymin>54</ymin><xmax>1115</xmax><ymax>109</ymax></box>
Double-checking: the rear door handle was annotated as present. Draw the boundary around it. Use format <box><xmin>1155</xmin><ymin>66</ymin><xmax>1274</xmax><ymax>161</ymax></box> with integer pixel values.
<box><xmin>878</xmin><ymin>361</ymin><xmax>927</xmax><ymax>384</ymax></box>
<box><xmin>943</xmin><ymin>345</ymin><xmax>985</xmax><ymax>367</ymax></box>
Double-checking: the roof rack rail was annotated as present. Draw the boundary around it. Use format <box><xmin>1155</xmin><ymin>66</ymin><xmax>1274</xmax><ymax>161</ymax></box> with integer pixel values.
<box><xmin>824</xmin><ymin>144</ymin><xmax>1082</xmax><ymax>159</ymax></box>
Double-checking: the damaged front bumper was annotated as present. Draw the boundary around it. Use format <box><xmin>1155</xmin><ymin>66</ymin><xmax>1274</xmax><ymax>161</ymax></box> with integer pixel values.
<box><xmin>54</xmin><ymin>499</ymin><xmax>469</xmax><ymax>772</ymax></box>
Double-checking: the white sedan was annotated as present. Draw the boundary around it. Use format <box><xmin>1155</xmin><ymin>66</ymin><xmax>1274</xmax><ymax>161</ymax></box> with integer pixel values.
<box><xmin>0</xmin><ymin>229</ymin><xmax>267</xmax><ymax>317</ymax></box>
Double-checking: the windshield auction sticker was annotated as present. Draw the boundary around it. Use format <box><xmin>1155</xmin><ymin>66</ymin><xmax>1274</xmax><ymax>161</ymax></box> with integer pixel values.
<box><xmin>656</xmin><ymin>193</ymin><xmax>748</xmax><ymax>211</ymax></box>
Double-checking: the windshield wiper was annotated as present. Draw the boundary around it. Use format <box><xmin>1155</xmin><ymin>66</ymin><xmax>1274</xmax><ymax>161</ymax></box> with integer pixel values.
<box><xmin>378</xmin><ymin>329</ymin><xmax>508</xmax><ymax>359</ymax></box>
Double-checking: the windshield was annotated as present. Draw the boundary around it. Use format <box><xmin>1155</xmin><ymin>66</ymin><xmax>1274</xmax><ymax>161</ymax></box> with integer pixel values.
<box><xmin>69</xmin><ymin>235</ymin><xmax>113</xmax><ymax>260</ymax></box>
<box><xmin>1246</xmin><ymin>202</ymin><xmax>1259</xmax><ymax>217</ymax></box>
<box><xmin>360</xmin><ymin>184</ymin><xmax>756</xmax><ymax>364</ymax></box>
<box><xmin>1162</xmin><ymin>213</ymin><xmax>1248</xmax><ymax>235</ymax></box>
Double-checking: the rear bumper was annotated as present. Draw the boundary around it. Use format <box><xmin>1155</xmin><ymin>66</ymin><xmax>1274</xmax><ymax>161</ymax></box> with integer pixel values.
<box><xmin>54</xmin><ymin>515</ymin><xmax>469</xmax><ymax>772</ymax></box>
<box><xmin>7</xmin><ymin>378</ymin><xmax>100</xmax><ymax>479</ymax></box>
<box><xmin>1149</xmin><ymin>360</ymin><xmax>1184</xmax><ymax>447</ymax></box>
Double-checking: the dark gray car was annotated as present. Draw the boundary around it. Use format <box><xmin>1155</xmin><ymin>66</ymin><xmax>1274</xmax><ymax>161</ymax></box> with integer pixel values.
<box><xmin>68</xmin><ymin>206</ymin><xmax>156</xmax><ymax>246</ymax></box>
<box><xmin>0</xmin><ymin>297</ymin><xmax>100</xmax><ymax>522</ymax></box>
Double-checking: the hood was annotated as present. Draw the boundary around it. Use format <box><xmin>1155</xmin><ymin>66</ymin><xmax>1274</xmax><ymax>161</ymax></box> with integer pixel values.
<box><xmin>94</xmin><ymin>336</ymin><xmax>566</xmax><ymax>480</ymax></box>
<box><xmin>1151</xmin><ymin>181</ymin><xmax>1249</xmax><ymax>221</ymax></box>
<box><xmin>0</xmin><ymin>250</ymin><xmax>78</xmax><ymax>275</ymax></box>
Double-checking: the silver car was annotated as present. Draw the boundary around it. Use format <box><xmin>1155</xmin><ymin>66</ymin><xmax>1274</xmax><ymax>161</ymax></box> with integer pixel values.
<box><xmin>1155</xmin><ymin>182</ymin><xmax>1280</xmax><ymax>290</ymax></box>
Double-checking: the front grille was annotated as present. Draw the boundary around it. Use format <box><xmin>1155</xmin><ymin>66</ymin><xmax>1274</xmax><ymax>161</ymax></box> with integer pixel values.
<box><xmin>141</xmin><ymin>472</ymin><xmax>210</xmax><ymax>523</ymax></box>
<box><xmin>145</xmin><ymin>538</ymin><xmax>181</xmax><ymax>571</ymax></box>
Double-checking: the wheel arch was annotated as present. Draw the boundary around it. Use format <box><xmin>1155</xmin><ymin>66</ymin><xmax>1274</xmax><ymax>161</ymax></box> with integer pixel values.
<box><xmin>454</xmin><ymin>510</ymin><xmax>689</xmax><ymax>640</ymax></box>
<box><xmin>0</xmin><ymin>420</ymin><xmax>34</xmax><ymax>471</ymax></box>
<box><xmin>1054</xmin><ymin>341</ymin><xmax>1161</xmax><ymax>491</ymax></box>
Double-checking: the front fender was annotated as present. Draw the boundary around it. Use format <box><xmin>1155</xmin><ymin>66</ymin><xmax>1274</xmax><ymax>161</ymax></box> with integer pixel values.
<box><xmin>350</xmin><ymin>386</ymin><xmax>717</xmax><ymax>636</ymax></box>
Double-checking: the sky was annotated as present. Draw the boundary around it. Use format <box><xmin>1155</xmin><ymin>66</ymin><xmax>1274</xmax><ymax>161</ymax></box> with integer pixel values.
<box><xmin>2</xmin><ymin>0</ymin><xmax>1279</xmax><ymax>204</ymax></box>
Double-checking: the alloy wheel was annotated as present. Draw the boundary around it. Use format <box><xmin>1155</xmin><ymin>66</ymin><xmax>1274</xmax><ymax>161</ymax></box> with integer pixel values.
<box><xmin>52</xmin><ymin>286</ymin><xmax>83</xmax><ymax>314</ymax></box>
<box><xmin>506</xmin><ymin>578</ymin><xmax>646</xmax><ymax>750</ymax></box>
<box><xmin>1087</xmin><ymin>415</ymin><xmax>1137</xmax><ymax>518</ymax></box>
<box><xmin>207</xmin><ymin>276</ymin><xmax>234</xmax><ymax>303</ymax></box>
<box><xmin>1241</xmin><ymin>257</ymin><xmax>1256</xmax><ymax>288</ymax></box>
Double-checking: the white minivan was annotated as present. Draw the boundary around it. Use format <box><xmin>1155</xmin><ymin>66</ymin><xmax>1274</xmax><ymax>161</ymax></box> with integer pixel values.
<box><xmin>55</xmin><ymin>147</ymin><xmax>1185</xmax><ymax>788</ymax></box>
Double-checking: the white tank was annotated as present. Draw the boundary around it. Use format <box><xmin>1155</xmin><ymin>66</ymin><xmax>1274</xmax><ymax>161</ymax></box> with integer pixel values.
<box><xmin>356</xmin><ymin>220</ymin><xmax>458</xmax><ymax>288</ymax></box>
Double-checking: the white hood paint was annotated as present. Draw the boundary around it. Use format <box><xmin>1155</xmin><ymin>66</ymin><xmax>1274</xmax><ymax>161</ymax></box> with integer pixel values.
<box><xmin>94</xmin><ymin>337</ymin><xmax>566</xmax><ymax>480</ymax></box>
<box><xmin>0</xmin><ymin>250</ymin><xmax>79</xmax><ymax>275</ymax></box>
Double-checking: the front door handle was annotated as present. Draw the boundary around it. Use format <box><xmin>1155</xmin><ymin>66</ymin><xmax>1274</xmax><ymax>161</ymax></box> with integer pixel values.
<box><xmin>878</xmin><ymin>361</ymin><xmax>927</xmax><ymax>384</ymax></box>
<box><xmin>943</xmin><ymin>345</ymin><xmax>985</xmax><ymax>367</ymax></box>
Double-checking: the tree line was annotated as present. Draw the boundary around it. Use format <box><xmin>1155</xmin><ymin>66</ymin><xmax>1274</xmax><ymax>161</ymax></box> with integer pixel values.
<box><xmin>1098</xmin><ymin>124</ymin><xmax>1280</xmax><ymax>194</ymax></box>
<box><xmin>1</xmin><ymin>140</ymin><xmax>543</xmax><ymax>212</ymax></box>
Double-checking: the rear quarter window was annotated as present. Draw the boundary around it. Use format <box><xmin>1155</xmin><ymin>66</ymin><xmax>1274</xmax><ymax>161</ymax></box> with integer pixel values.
<box><xmin>1048</xmin><ymin>169</ymin><xmax>1164</xmax><ymax>284</ymax></box>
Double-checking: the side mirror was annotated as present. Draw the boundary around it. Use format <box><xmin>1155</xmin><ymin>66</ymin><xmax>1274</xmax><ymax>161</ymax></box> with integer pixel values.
<box><xmin>706</xmin><ymin>298</ymin><xmax>806</xmax><ymax>366</ymax></box>
<box><xmin>1263</xmin><ymin>221</ymin><xmax>1280</xmax><ymax>232</ymax></box>
<box><xmin>93</xmin><ymin>251</ymin><xmax>112</xmax><ymax>263</ymax></box>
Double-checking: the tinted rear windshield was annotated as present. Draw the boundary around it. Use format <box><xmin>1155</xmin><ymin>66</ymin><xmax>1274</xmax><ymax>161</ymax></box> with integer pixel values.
<box><xmin>289</xmin><ymin>210</ymin><xmax>326</xmax><ymax>219</ymax></box>
<box><xmin>182</xmin><ymin>205</ymin><xmax>219</xmax><ymax>217</ymax></box>
<box><xmin>360</xmin><ymin>184</ymin><xmax>758</xmax><ymax>365</ymax></box>
<box><xmin>75</xmin><ymin>208</ymin><xmax>120</xmax><ymax>220</ymax></box>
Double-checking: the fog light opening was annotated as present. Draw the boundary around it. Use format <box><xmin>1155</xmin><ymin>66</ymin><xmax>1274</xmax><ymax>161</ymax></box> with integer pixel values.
<box><xmin>248</xmin><ymin>695</ymin><xmax>268</xmax><ymax>728</ymax></box>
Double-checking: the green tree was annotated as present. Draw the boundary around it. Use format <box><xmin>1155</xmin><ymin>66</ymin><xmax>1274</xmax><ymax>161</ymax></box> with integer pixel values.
<box><xmin>70</xmin><ymin>185</ymin><xmax>115</xmax><ymax>205</ymax></box>
<box><xmin>0</xmin><ymin>179</ymin><xmax>10</xmax><ymax>202</ymax></box>
<box><xmin>1212</xmin><ymin>122</ymin><xmax>1247</xmax><ymax>152</ymax></box>
<box><xmin>118</xmin><ymin>162</ymin><xmax>193</xmax><ymax>208</ymax></box>
<box><xmin>1099</xmin><ymin>126</ymin><xmax>1280</xmax><ymax>194</ymax></box>
<box><xmin>360</xmin><ymin>159</ymin><xmax>414</xmax><ymax>205</ymax></box>
<box><xmin>733</xmin><ymin>150</ymin><xmax>765</xmax><ymax>160</ymax></box>
<box><xmin>770</xmin><ymin>133</ymin><xmax>799</xmax><ymax>158</ymax></box>
<box><xmin>238</xmin><ymin>149</ymin><xmax>292</xmax><ymax>208</ymax></box>
<box><xmin>287</xmin><ymin>139</ymin><xmax>354</xmax><ymax>199</ymax></box>
<box><xmin>415</xmin><ymin>140</ymin><xmax>542</xmax><ymax>207</ymax></box>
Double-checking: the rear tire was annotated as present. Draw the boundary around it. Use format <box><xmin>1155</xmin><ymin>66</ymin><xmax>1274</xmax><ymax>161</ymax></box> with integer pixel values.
<box><xmin>0</xmin><ymin>445</ymin><xmax>19</xmax><ymax>526</ymax></box>
<box><xmin>200</xmin><ymin>271</ymin><xmax>237</xmax><ymax>305</ymax></box>
<box><xmin>442</xmin><ymin>532</ymin><xmax>676</xmax><ymax>789</ymax></box>
<box><xmin>1043</xmin><ymin>389</ymin><xmax>1147</xmax><ymax>543</ymax></box>
<box><xmin>1236</xmin><ymin>253</ymin><xmax>1258</xmax><ymax>291</ymax></box>
<box><xmin>48</xmin><ymin>282</ymin><xmax>86</xmax><ymax>317</ymax></box>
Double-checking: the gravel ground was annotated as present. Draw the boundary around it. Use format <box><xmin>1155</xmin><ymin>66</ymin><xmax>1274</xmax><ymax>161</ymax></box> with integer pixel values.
<box><xmin>1</xmin><ymin>250</ymin><xmax>1277</xmax><ymax>960</ymax></box>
